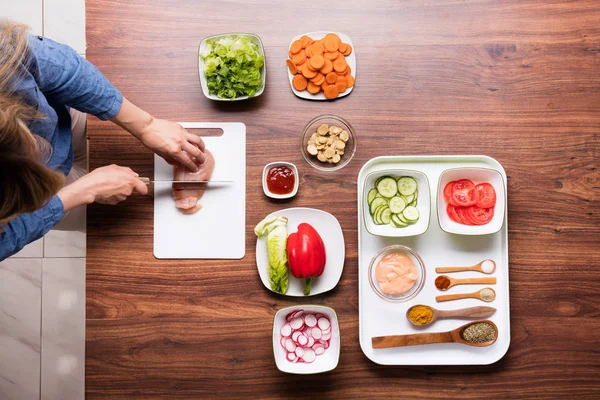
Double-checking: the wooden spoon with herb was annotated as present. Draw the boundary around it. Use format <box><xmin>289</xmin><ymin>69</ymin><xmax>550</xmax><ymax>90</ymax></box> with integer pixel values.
<box><xmin>372</xmin><ymin>320</ymin><xmax>499</xmax><ymax>349</ymax></box>
<box><xmin>406</xmin><ymin>304</ymin><xmax>497</xmax><ymax>327</ymax></box>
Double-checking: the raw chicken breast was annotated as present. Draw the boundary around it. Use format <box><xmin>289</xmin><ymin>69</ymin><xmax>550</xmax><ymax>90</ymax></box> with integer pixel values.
<box><xmin>172</xmin><ymin>149</ymin><xmax>215</xmax><ymax>214</ymax></box>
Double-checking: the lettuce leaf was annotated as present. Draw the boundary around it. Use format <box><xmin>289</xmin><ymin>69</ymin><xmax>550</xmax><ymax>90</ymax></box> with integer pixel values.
<box><xmin>200</xmin><ymin>35</ymin><xmax>264</xmax><ymax>99</ymax></box>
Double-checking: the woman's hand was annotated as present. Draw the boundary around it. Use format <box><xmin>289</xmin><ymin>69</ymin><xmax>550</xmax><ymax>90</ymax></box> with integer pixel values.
<box><xmin>137</xmin><ymin>117</ymin><xmax>206</xmax><ymax>172</ymax></box>
<box><xmin>110</xmin><ymin>98</ymin><xmax>205</xmax><ymax>172</ymax></box>
<box><xmin>57</xmin><ymin>165</ymin><xmax>148</xmax><ymax>212</ymax></box>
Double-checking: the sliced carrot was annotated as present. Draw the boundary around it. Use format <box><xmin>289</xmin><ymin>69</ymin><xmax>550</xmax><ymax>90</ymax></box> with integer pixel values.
<box><xmin>324</xmin><ymin>51</ymin><xmax>339</xmax><ymax>60</ymax></box>
<box><xmin>302</xmin><ymin>66</ymin><xmax>317</xmax><ymax>79</ymax></box>
<box><xmin>305</xmin><ymin>44</ymin><xmax>314</xmax><ymax>58</ymax></box>
<box><xmin>300</xmin><ymin>35</ymin><xmax>311</xmax><ymax>48</ymax></box>
<box><xmin>288</xmin><ymin>50</ymin><xmax>294</xmax><ymax>59</ymax></box>
<box><xmin>333</xmin><ymin>56</ymin><xmax>347</xmax><ymax>73</ymax></box>
<box><xmin>311</xmin><ymin>43</ymin><xmax>324</xmax><ymax>56</ymax></box>
<box><xmin>296</xmin><ymin>62</ymin><xmax>305</xmax><ymax>73</ymax></box>
<box><xmin>312</xmin><ymin>75</ymin><xmax>325</xmax><ymax>86</ymax></box>
<box><xmin>320</xmin><ymin>59</ymin><xmax>333</xmax><ymax>75</ymax></box>
<box><xmin>336</xmin><ymin>76</ymin><xmax>347</xmax><ymax>92</ymax></box>
<box><xmin>292</xmin><ymin>74</ymin><xmax>308</xmax><ymax>91</ymax></box>
<box><xmin>307</xmin><ymin>81</ymin><xmax>320</xmax><ymax>94</ymax></box>
<box><xmin>326</xmin><ymin>72</ymin><xmax>338</xmax><ymax>84</ymax></box>
<box><xmin>346</xmin><ymin>75</ymin><xmax>355</xmax><ymax>88</ymax></box>
<box><xmin>338</xmin><ymin>42</ymin><xmax>348</xmax><ymax>54</ymax></box>
<box><xmin>291</xmin><ymin>40</ymin><xmax>303</xmax><ymax>54</ymax></box>
<box><xmin>324</xmin><ymin>84</ymin><xmax>340</xmax><ymax>99</ymax></box>
<box><xmin>306</xmin><ymin>61</ymin><xmax>316</xmax><ymax>72</ymax></box>
<box><xmin>336</xmin><ymin>66</ymin><xmax>349</xmax><ymax>76</ymax></box>
<box><xmin>343</xmin><ymin>44</ymin><xmax>352</xmax><ymax>56</ymax></box>
<box><xmin>286</xmin><ymin>59</ymin><xmax>298</xmax><ymax>75</ymax></box>
<box><xmin>344</xmin><ymin>66</ymin><xmax>352</xmax><ymax>76</ymax></box>
<box><xmin>292</xmin><ymin>51</ymin><xmax>306</xmax><ymax>65</ymax></box>
<box><xmin>310</xmin><ymin>54</ymin><xmax>325</xmax><ymax>70</ymax></box>
<box><xmin>323</xmin><ymin>34</ymin><xmax>340</xmax><ymax>52</ymax></box>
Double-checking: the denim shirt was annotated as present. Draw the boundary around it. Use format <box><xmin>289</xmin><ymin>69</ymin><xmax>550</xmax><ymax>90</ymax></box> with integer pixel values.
<box><xmin>0</xmin><ymin>35</ymin><xmax>123</xmax><ymax>260</ymax></box>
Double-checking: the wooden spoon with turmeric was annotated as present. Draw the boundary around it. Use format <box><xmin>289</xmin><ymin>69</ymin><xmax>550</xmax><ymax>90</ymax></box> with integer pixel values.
<box><xmin>406</xmin><ymin>304</ymin><xmax>496</xmax><ymax>327</ymax></box>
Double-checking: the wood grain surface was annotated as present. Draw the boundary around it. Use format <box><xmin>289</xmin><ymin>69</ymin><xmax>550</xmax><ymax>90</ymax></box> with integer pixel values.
<box><xmin>85</xmin><ymin>1</ymin><xmax>600</xmax><ymax>398</ymax></box>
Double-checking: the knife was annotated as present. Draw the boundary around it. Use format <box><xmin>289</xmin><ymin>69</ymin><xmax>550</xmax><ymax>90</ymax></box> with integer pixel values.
<box><xmin>139</xmin><ymin>177</ymin><xmax>232</xmax><ymax>184</ymax></box>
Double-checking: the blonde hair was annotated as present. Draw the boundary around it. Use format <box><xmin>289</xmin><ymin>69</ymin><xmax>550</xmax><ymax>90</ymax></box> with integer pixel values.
<box><xmin>0</xmin><ymin>21</ymin><xmax>65</xmax><ymax>223</ymax></box>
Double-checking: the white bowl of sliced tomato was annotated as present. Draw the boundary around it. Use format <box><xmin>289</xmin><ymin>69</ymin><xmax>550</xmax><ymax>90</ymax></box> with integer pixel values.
<box><xmin>437</xmin><ymin>167</ymin><xmax>505</xmax><ymax>235</ymax></box>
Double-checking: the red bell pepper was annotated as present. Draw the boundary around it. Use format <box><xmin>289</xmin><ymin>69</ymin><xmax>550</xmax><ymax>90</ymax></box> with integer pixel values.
<box><xmin>286</xmin><ymin>223</ymin><xmax>326</xmax><ymax>295</ymax></box>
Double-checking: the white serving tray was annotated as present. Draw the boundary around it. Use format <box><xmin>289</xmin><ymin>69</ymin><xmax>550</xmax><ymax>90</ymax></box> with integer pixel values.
<box><xmin>358</xmin><ymin>156</ymin><xmax>510</xmax><ymax>365</ymax></box>
<box><xmin>287</xmin><ymin>31</ymin><xmax>356</xmax><ymax>100</ymax></box>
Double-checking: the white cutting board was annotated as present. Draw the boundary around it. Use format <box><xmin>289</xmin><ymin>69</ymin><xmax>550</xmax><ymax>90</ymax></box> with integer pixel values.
<box><xmin>153</xmin><ymin>122</ymin><xmax>246</xmax><ymax>259</ymax></box>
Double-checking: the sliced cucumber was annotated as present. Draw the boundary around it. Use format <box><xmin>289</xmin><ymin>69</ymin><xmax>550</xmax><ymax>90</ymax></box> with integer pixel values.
<box><xmin>396</xmin><ymin>213</ymin><xmax>409</xmax><ymax>224</ymax></box>
<box><xmin>403</xmin><ymin>206</ymin><xmax>420</xmax><ymax>222</ymax></box>
<box><xmin>374</xmin><ymin>176</ymin><xmax>386</xmax><ymax>188</ymax></box>
<box><xmin>377</xmin><ymin>177</ymin><xmax>398</xmax><ymax>198</ymax></box>
<box><xmin>403</xmin><ymin>193</ymin><xmax>415</xmax><ymax>204</ymax></box>
<box><xmin>370</xmin><ymin>198</ymin><xmax>387</xmax><ymax>215</ymax></box>
<box><xmin>367</xmin><ymin>189</ymin><xmax>378</xmax><ymax>205</ymax></box>
<box><xmin>397</xmin><ymin>177</ymin><xmax>418</xmax><ymax>196</ymax></box>
<box><xmin>381</xmin><ymin>208</ymin><xmax>392</xmax><ymax>224</ymax></box>
<box><xmin>389</xmin><ymin>197</ymin><xmax>407</xmax><ymax>214</ymax></box>
<box><xmin>389</xmin><ymin>219</ymin><xmax>401</xmax><ymax>228</ymax></box>
<box><xmin>375</xmin><ymin>206</ymin><xmax>389</xmax><ymax>225</ymax></box>
<box><xmin>409</xmin><ymin>199</ymin><xmax>417</xmax><ymax>207</ymax></box>
<box><xmin>392</xmin><ymin>214</ymin><xmax>408</xmax><ymax>227</ymax></box>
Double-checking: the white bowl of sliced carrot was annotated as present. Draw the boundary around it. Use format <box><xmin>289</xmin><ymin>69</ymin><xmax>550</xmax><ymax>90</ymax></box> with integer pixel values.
<box><xmin>286</xmin><ymin>32</ymin><xmax>356</xmax><ymax>100</ymax></box>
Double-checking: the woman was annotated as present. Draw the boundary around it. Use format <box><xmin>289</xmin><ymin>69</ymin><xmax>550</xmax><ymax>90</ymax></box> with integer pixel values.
<box><xmin>0</xmin><ymin>22</ymin><xmax>206</xmax><ymax>260</ymax></box>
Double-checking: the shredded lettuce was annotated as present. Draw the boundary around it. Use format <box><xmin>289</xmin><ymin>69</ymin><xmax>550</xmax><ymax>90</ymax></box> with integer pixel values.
<box><xmin>200</xmin><ymin>35</ymin><xmax>264</xmax><ymax>99</ymax></box>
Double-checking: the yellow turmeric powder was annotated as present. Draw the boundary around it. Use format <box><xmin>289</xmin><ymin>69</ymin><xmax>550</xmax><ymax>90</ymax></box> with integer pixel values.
<box><xmin>408</xmin><ymin>305</ymin><xmax>433</xmax><ymax>325</ymax></box>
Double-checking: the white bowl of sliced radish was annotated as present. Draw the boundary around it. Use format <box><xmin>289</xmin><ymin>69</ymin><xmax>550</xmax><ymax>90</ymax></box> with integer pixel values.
<box><xmin>273</xmin><ymin>306</ymin><xmax>340</xmax><ymax>374</ymax></box>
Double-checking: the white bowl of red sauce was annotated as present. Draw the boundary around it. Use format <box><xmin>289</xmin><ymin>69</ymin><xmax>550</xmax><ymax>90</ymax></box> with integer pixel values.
<box><xmin>263</xmin><ymin>162</ymin><xmax>299</xmax><ymax>199</ymax></box>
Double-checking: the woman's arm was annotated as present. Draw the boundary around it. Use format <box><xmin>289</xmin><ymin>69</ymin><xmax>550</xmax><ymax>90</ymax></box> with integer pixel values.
<box><xmin>29</xmin><ymin>36</ymin><xmax>205</xmax><ymax>171</ymax></box>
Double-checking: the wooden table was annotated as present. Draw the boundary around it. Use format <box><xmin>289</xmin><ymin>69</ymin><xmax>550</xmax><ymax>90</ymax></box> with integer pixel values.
<box><xmin>86</xmin><ymin>1</ymin><xmax>600</xmax><ymax>398</ymax></box>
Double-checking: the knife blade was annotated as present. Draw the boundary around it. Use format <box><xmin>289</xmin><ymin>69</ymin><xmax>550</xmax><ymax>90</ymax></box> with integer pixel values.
<box><xmin>139</xmin><ymin>177</ymin><xmax>232</xmax><ymax>184</ymax></box>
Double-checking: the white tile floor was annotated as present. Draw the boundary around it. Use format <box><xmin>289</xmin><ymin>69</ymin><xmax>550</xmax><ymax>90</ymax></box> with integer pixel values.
<box><xmin>0</xmin><ymin>0</ymin><xmax>87</xmax><ymax>398</ymax></box>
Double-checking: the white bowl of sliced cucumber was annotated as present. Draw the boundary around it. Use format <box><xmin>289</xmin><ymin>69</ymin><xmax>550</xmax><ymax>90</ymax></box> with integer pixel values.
<box><xmin>363</xmin><ymin>170</ymin><xmax>431</xmax><ymax>237</ymax></box>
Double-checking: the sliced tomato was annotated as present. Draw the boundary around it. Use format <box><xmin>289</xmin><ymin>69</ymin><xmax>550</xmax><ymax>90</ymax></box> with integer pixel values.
<box><xmin>466</xmin><ymin>206</ymin><xmax>494</xmax><ymax>225</ymax></box>
<box><xmin>457</xmin><ymin>206</ymin><xmax>475</xmax><ymax>225</ymax></box>
<box><xmin>446</xmin><ymin>204</ymin><xmax>461</xmax><ymax>223</ymax></box>
<box><xmin>474</xmin><ymin>183</ymin><xmax>497</xmax><ymax>209</ymax></box>
<box><xmin>443</xmin><ymin>182</ymin><xmax>454</xmax><ymax>203</ymax></box>
<box><xmin>451</xmin><ymin>179</ymin><xmax>476</xmax><ymax>206</ymax></box>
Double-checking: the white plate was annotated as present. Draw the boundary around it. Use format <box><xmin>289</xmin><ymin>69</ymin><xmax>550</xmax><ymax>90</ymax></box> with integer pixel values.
<box><xmin>256</xmin><ymin>208</ymin><xmax>345</xmax><ymax>296</ymax></box>
<box><xmin>358</xmin><ymin>155</ymin><xmax>510</xmax><ymax>365</ymax></box>
<box><xmin>273</xmin><ymin>305</ymin><xmax>340</xmax><ymax>374</ymax></box>
<box><xmin>198</xmin><ymin>33</ymin><xmax>266</xmax><ymax>101</ymax></box>
<box><xmin>363</xmin><ymin>169</ymin><xmax>431</xmax><ymax>237</ymax></box>
<box><xmin>287</xmin><ymin>31</ymin><xmax>356</xmax><ymax>100</ymax></box>
<box><xmin>437</xmin><ymin>167</ymin><xmax>506</xmax><ymax>235</ymax></box>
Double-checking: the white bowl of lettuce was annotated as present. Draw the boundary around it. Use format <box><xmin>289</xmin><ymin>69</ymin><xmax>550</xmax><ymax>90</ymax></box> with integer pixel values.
<box><xmin>198</xmin><ymin>33</ymin><xmax>266</xmax><ymax>101</ymax></box>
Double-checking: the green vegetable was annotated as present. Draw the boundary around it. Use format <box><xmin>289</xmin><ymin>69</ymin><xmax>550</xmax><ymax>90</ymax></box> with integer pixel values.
<box><xmin>200</xmin><ymin>35</ymin><xmax>264</xmax><ymax>99</ymax></box>
<box><xmin>368</xmin><ymin>175</ymin><xmax>420</xmax><ymax>228</ymax></box>
<box><xmin>255</xmin><ymin>216</ymin><xmax>289</xmax><ymax>294</ymax></box>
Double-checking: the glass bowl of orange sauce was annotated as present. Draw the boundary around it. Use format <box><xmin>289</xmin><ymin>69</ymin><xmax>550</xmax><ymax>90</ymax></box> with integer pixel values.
<box><xmin>368</xmin><ymin>245</ymin><xmax>426</xmax><ymax>303</ymax></box>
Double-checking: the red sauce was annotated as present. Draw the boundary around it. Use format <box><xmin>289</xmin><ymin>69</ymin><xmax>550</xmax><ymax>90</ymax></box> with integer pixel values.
<box><xmin>267</xmin><ymin>166</ymin><xmax>295</xmax><ymax>195</ymax></box>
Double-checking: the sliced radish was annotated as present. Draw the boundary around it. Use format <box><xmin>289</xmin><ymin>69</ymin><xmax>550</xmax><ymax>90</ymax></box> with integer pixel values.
<box><xmin>285</xmin><ymin>338</ymin><xmax>296</xmax><ymax>352</ymax></box>
<box><xmin>319</xmin><ymin>339</ymin><xmax>329</xmax><ymax>349</ymax></box>
<box><xmin>292</xmin><ymin>331</ymin><xmax>301</xmax><ymax>342</ymax></box>
<box><xmin>322</xmin><ymin>326</ymin><xmax>331</xmax><ymax>334</ymax></box>
<box><xmin>304</xmin><ymin>328</ymin><xmax>312</xmax><ymax>337</ymax></box>
<box><xmin>290</xmin><ymin>310</ymin><xmax>303</xmax><ymax>319</ymax></box>
<box><xmin>302</xmin><ymin>348</ymin><xmax>316</xmax><ymax>363</ymax></box>
<box><xmin>317</xmin><ymin>317</ymin><xmax>330</xmax><ymax>330</ymax></box>
<box><xmin>307</xmin><ymin>337</ymin><xmax>315</xmax><ymax>347</ymax></box>
<box><xmin>304</xmin><ymin>314</ymin><xmax>317</xmax><ymax>327</ymax></box>
<box><xmin>290</xmin><ymin>317</ymin><xmax>304</xmax><ymax>330</ymax></box>
<box><xmin>295</xmin><ymin>347</ymin><xmax>305</xmax><ymax>358</ymax></box>
<box><xmin>311</xmin><ymin>327</ymin><xmax>322</xmax><ymax>339</ymax></box>
<box><xmin>298</xmin><ymin>335</ymin><xmax>308</xmax><ymax>346</ymax></box>
<box><xmin>315</xmin><ymin>313</ymin><xmax>324</xmax><ymax>319</ymax></box>
<box><xmin>286</xmin><ymin>352</ymin><xmax>296</xmax><ymax>362</ymax></box>
<box><xmin>313</xmin><ymin>345</ymin><xmax>325</xmax><ymax>355</ymax></box>
<box><xmin>280</xmin><ymin>337</ymin><xmax>287</xmax><ymax>348</ymax></box>
<box><xmin>321</xmin><ymin>331</ymin><xmax>332</xmax><ymax>341</ymax></box>
<box><xmin>280</xmin><ymin>324</ymin><xmax>292</xmax><ymax>337</ymax></box>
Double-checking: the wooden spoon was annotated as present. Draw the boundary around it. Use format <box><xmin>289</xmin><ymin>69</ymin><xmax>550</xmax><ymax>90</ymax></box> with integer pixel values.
<box><xmin>436</xmin><ymin>259</ymin><xmax>496</xmax><ymax>275</ymax></box>
<box><xmin>436</xmin><ymin>288</ymin><xmax>496</xmax><ymax>303</ymax></box>
<box><xmin>406</xmin><ymin>305</ymin><xmax>496</xmax><ymax>327</ymax></box>
<box><xmin>372</xmin><ymin>320</ymin><xmax>498</xmax><ymax>349</ymax></box>
<box><xmin>435</xmin><ymin>275</ymin><xmax>496</xmax><ymax>291</ymax></box>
